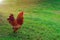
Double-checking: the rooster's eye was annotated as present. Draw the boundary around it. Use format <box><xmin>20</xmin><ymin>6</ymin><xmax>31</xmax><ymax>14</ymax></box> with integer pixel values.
<box><xmin>7</xmin><ymin>18</ymin><xmax>9</xmax><ymax>20</ymax></box>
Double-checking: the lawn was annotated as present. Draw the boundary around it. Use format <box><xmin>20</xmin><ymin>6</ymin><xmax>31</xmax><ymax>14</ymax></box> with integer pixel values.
<box><xmin>0</xmin><ymin>0</ymin><xmax>60</xmax><ymax>40</ymax></box>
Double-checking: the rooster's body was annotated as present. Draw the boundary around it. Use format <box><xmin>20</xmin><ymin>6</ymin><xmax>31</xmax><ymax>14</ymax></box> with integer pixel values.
<box><xmin>7</xmin><ymin>12</ymin><xmax>24</xmax><ymax>33</ymax></box>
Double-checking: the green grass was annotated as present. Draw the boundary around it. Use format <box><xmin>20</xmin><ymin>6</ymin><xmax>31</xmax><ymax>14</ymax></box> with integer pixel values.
<box><xmin>0</xmin><ymin>0</ymin><xmax>60</xmax><ymax>40</ymax></box>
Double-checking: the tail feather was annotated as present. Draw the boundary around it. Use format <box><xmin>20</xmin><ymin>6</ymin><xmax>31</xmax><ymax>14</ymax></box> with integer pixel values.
<box><xmin>16</xmin><ymin>12</ymin><xmax>24</xmax><ymax>25</ymax></box>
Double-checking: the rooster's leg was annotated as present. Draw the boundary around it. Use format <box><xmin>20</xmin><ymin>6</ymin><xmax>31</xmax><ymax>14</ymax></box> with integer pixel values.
<box><xmin>13</xmin><ymin>28</ymin><xmax>18</xmax><ymax>33</ymax></box>
<box><xmin>13</xmin><ymin>25</ymin><xmax>21</xmax><ymax>33</ymax></box>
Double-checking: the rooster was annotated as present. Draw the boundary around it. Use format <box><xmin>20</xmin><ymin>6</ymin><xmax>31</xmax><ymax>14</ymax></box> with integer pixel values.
<box><xmin>7</xmin><ymin>12</ymin><xmax>24</xmax><ymax>33</ymax></box>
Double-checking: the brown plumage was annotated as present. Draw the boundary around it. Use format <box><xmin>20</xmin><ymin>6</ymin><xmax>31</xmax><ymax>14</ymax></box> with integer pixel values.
<box><xmin>7</xmin><ymin>12</ymin><xmax>24</xmax><ymax>33</ymax></box>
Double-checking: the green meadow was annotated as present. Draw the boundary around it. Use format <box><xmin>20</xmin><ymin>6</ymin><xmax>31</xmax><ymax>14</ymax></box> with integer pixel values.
<box><xmin>0</xmin><ymin>0</ymin><xmax>60</xmax><ymax>40</ymax></box>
